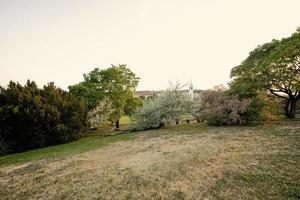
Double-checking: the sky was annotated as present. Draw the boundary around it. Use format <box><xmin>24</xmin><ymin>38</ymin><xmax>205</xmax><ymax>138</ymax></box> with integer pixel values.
<box><xmin>0</xmin><ymin>0</ymin><xmax>299</xmax><ymax>91</ymax></box>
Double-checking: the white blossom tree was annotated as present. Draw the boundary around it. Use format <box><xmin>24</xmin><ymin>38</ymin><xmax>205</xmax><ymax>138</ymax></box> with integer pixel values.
<box><xmin>88</xmin><ymin>97</ymin><xmax>113</xmax><ymax>128</ymax></box>
<box><xmin>132</xmin><ymin>83</ymin><xmax>202</xmax><ymax>130</ymax></box>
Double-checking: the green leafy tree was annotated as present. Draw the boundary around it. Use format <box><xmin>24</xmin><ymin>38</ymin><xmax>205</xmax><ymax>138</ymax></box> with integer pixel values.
<box><xmin>69</xmin><ymin>64</ymin><xmax>140</xmax><ymax>128</ymax></box>
<box><xmin>42</xmin><ymin>83</ymin><xmax>87</xmax><ymax>144</ymax></box>
<box><xmin>124</xmin><ymin>95</ymin><xmax>143</xmax><ymax>117</ymax></box>
<box><xmin>68</xmin><ymin>82</ymin><xmax>103</xmax><ymax>111</ymax></box>
<box><xmin>230</xmin><ymin>29</ymin><xmax>300</xmax><ymax>118</ymax></box>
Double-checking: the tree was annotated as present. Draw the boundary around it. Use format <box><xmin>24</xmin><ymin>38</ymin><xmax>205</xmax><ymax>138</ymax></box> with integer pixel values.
<box><xmin>230</xmin><ymin>29</ymin><xmax>300</xmax><ymax>118</ymax></box>
<box><xmin>199</xmin><ymin>88</ymin><xmax>262</xmax><ymax>126</ymax></box>
<box><xmin>68</xmin><ymin>82</ymin><xmax>103</xmax><ymax>111</ymax></box>
<box><xmin>124</xmin><ymin>95</ymin><xmax>143</xmax><ymax>117</ymax></box>
<box><xmin>88</xmin><ymin>97</ymin><xmax>113</xmax><ymax>128</ymax></box>
<box><xmin>69</xmin><ymin>64</ymin><xmax>140</xmax><ymax>129</ymax></box>
<box><xmin>132</xmin><ymin>83</ymin><xmax>202</xmax><ymax>130</ymax></box>
<box><xmin>0</xmin><ymin>80</ymin><xmax>87</xmax><ymax>153</ymax></box>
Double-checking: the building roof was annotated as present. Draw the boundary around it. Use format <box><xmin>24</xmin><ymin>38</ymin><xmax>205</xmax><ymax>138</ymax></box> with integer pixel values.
<box><xmin>134</xmin><ymin>91</ymin><xmax>155</xmax><ymax>97</ymax></box>
<box><xmin>134</xmin><ymin>90</ymin><xmax>204</xmax><ymax>97</ymax></box>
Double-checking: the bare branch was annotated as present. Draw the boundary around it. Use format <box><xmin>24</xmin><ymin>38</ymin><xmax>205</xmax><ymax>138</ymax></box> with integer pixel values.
<box><xmin>269</xmin><ymin>89</ymin><xmax>288</xmax><ymax>100</ymax></box>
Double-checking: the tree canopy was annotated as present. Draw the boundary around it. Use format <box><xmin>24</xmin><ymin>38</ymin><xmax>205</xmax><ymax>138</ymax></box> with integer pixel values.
<box><xmin>230</xmin><ymin>29</ymin><xmax>300</xmax><ymax>118</ymax></box>
<box><xmin>69</xmin><ymin>64</ymin><xmax>140</xmax><ymax>128</ymax></box>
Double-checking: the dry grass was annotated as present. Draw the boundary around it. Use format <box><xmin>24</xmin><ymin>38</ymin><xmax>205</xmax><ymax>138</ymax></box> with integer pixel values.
<box><xmin>0</xmin><ymin>122</ymin><xmax>299</xmax><ymax>200</ymax></box>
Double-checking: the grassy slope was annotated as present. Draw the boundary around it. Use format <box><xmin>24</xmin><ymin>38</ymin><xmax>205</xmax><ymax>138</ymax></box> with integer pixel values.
<box><xmin>0</xmin><ymin>121</ymin><xmax>299</xmax><ymax>199</ymax></box>
<box><xmin>0</xmin><ymin>130</ymin><xmax>134</xmax><ymax>167</ymax></box>
<box><xmin>0</xmin><ymin>116</ymin><xmax>133</xmax><ymax>167</ymax></box>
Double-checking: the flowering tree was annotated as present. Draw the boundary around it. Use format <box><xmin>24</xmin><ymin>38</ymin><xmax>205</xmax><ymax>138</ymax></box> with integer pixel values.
<box><xmin>88</xmin><ymin>97</ymin><xmax>113</xmax><ymax>128</ymax></box>
<box><xmin>132</xmin><ymin>83</ymin><xmax>202</xmax><ymax>130</ymax></box>
<box><xmin>199</xmin><ymin>88</ymin><xmax>261</xmax><ymax>126</ymax></box>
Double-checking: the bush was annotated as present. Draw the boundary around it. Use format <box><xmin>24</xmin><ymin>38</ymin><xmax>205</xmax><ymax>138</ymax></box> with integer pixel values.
<box><xmin>132</xmin><ymin>84</ymin><xmax>201</xmax><ymax>130</ymax></box>
<box><xmin>200</xmin><ymin>89</ymin><xmax>262</xmax><ymax>126</ymax></box>
<box><xmin>88</xmin><ymin>97</ymin><xmax>113</xmax><ymax>128</ymax></box>
<box><xmin>132</xmin><ymin>98</ymin><xmax>165</xmax><ymax>130</ymax></box>
<box><xmin>0</xmin><ymin>135</ymin><xmax>7</xmax><ymax>155</ymax></box>
<box><xmin>241</xmin><ymin>98</ymin><xmax>263</xmax><ymax>125</ymax></box>
<box><xmin>0</xmin><ymin>80</ymin><xmax>87</xmax><ymax>153</ymax></box>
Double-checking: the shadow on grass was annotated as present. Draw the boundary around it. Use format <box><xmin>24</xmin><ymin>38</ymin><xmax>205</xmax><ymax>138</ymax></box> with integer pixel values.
<box><xmin>0</xmin><ymin>133</ymin><xmax>135</xmax><ymax>168</ymax></box>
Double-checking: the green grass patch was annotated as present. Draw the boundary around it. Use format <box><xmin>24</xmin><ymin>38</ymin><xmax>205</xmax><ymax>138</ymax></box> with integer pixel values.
<box><xmin>0</xmin><ymin>133</ymin><xmax>135</xmax><ymax>167</ymax></box>
<box><xmin>0</xmin><ymin>123</ymin><xmax>208</xmax><ymax>168</ymax></box>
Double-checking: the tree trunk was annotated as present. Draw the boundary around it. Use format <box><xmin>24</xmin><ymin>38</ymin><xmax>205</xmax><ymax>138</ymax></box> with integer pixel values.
<box><xmin>115</xmin><ymin>119</ymin><xmax>120</xmax><ymax>129</ymax></box>
<box><xmin>288</xmin><ymin>99</ymin><xmax>297</xmax><ymax>119</ymax></box>
<box><xmin>284</xmin><ymin>99</ymin><xmax>290</xmax><ymax>117</ymax></box>
<box><xmin>159</xmin><ymin>121</ymin><xmax>165</xmax><ymax>128</ymax></box>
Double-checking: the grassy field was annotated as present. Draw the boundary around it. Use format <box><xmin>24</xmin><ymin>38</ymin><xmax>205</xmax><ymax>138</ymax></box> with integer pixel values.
<box><xmin>0</xmin><ymin>121</ymin><xmax>299</xmax><ymax>199</ymax></box>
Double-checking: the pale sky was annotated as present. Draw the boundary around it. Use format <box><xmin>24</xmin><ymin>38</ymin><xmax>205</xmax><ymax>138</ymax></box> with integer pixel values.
<box><xmin>0</xmin><ymin>0</ymin><xmax>299</xmax><ymax>90</ymax></box>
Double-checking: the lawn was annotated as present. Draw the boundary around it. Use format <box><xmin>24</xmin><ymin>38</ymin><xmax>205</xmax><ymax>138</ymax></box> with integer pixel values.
<box><xmin>0</xmin><ymin>121</ymin><xmax>299</xmax><ymax>200</ymax></box>
<box><xmin>0</xmin><ymin>128</ymin><xmax>134</xmax><ymax>167</ymax></box>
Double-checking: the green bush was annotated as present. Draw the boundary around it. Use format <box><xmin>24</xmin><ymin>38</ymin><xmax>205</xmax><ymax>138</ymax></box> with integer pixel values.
<box><xmin>0</xmin><ymin>135</ymin><xmax>7</xmax><ymax>155</ymax></box>
<box><xmin>0</xmin><ymin>80</ymin><xmax>87</xmax><ymax>153</ymax></box>
<box><xmin>241</xmin><ymin>99</ymin><xmax>263</xmax><ymax>125</ymax></box>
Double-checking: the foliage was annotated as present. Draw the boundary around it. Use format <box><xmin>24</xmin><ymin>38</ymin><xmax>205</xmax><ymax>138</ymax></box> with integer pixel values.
<box><xmin>132</xmin><ymin>83</ymin><xmax>201</xmax><ymax>130</ymax></box>
<box><xmin>132</xmin><ymin>98</ymin><xmax>164</xmax><ymax>130</ymax></box>
<box><xmin>69</xmin><ymin>64</ymin><xmax>140</xmax><ymax>128</ymax></box>
<box><xmin>257</xmin><ymin>92</ymin><xmax>283</xmax><ymax>121</ymax></box>
<box><xmin>68</xmin><ymin>82</ymin><xmax>102</xmax><ymax>111</ymax></box>
<box><xmin>230</xmin><ymin>29</ymin><xmax>300</xmax><ymax>118</ymax></box>
<box><xmin>0</xmin><ymin>80</ymin><xmax>87</xmax><ymax>153</ymax></box>
<box><xmin>124</xmin><ymin>95</ymin><xmax>143</xmax><ymax>116</ymax></box>
<box><xmin>88</xmin><ymin>97</ymin><xmax>113</xmax><ymax>128</ymax></box>
<box><xmin>200</xmin><ymin>89</ymin><xmax>262</xmax><ymax>126</ymax></box>
<box><xmin>0</xmin><ymin>135</ymin><xmax>7</xmax><ymax>155</ymax></box>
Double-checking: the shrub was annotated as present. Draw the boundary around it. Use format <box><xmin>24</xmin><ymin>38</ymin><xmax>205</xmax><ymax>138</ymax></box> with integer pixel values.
<box><xmin>0</xmin><ymin>80</ymin><xmax>88</xmax><ymax>153</ymax></box>
<box><xmin>132</xmin><ymin>98</ymin><xmax>165</xmax><ymax>130</ymax></box>
<box><xmin>0</xmin><ymin>135</ymin><xmax>7</xmax><ymax>155</ymax></box>
<box><xmin>200</xmin><ymin>89</ymin><xmax>262</xmax><ymax>126</ymax></box>
<box><xmin>132</xmin><ymin>83</ymin><xmax>201</xmax><ymax>130</ymax></box>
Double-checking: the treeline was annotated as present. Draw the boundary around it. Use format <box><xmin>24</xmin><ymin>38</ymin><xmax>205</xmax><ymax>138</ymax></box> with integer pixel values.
<box><xmin>132</xmin><ymin>28</ymin><xmax>300</xmax><ymax>129</ymax></box>
<box><xmin>0</xmin><ymin>81</ymin><xmax>87</xmax><ymax>154</ymax></box>
<box><xmin>0</xmin><ymin>65</ymin><xmax>141</xmax><ymax>155</ymax></box>
<box><xmin>0</xmin><ymin>29</ymin><xmax>299</xmax><ymax>154</ymax></box>
<box><xmin>132</xmin><ymin>84</ymin><xmax>263</xmax><ymax>131</ymax></box>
